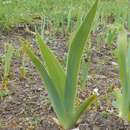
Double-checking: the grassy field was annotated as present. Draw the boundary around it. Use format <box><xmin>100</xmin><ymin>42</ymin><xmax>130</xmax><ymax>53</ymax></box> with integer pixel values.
<box><xmin>0</xmin><ymin>0</ymin><xmax>128</xmax><ymax>33</ymax></box>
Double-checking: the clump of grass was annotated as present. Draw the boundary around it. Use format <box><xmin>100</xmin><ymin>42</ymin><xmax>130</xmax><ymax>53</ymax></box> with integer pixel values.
<box><xmin>0</xmin><ymin>0</ymin><xmax>128</xmax><ymax>35</ymax></box>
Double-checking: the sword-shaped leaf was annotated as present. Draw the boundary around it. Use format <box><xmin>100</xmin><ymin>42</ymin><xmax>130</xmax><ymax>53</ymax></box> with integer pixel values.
<box><xmin>64</xmin><ymin>0</ymin><xmax>98</xmax><ymax>113</ymax></box>
<box><xmin>36</xmin><ymin>34</ymin><xmax>66</xmax><ymax>99</ymax></box>
<box><xmin>74</xmin><ymin>94</ymin><xmax>96</xmax><ymax>123</ymax></box>
<box><xmin>117</xmin><ymin>29</ymin><xmax>130</xmax><ymax>121</ymax></box>
<box><xmin>23</xmin><ymin>44</ymin><xmax>65</xmax><ymax>121</ymax></box>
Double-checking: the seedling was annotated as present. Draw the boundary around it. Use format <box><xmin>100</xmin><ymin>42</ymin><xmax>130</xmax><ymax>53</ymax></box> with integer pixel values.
<box><xmin>24</xmin><ymin>0</ymin><xmax>98</xmax><ymax>129</ymax></box>
<box><xmin>105</xmin><ymin>24</ymin><xmax>121</xmax><ymax>45</ymax></box>
<box><xmin>19</xmin><ymin>47</ymin><xmax>27</xmax><ymax>80</ymax></box>
<box><xmin>115</xmin><ymin>28</ymin><xmax>130</xmax><ymax>121</ymax></box>
<box><xmin>2</xmin><ymin>43</ymin><xmax>14</xmax><ymax>88</ymax></box>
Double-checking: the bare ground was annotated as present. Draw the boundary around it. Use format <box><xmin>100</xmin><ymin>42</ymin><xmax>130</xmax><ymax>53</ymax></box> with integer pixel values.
<box><xmin>0</xmin><ymin>29</ymin><xmax>130</xmax><ymax>130</ymax></box>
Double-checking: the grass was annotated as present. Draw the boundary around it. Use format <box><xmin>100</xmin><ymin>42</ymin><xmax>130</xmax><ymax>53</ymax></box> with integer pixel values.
<box><xmin>0</xmin><ymin>0</ymin><xmax>128</xmax><ymax>34</ymax></box>
<box><xmin>0</xmin><ymin>0</ymin><xmax>92</xmax><ymax>31</ymax></box>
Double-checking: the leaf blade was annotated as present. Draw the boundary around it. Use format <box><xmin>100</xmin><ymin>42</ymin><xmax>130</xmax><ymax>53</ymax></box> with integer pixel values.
<box><xmin>23</xmin><ymin>43</ymin><xmax>65</xmax><ymax>122</ymax></box>
<box><xmin>64</xmin><ymin>0</ymin><xmax>98</xmax><ymax>113</ymax></box>
<box><xmin>36</xmin><ymin>34</ymin><xmax>66</xmax><ymax>99</ymax></box>
<box><xmin>73</xmin><ymin>94</ymin><xmax>96</xmax><ymax>124</ymax></box>
<box><xmin>117</xmin><ymin>29</ymin><xmax>130</xmax><ymax>120</ymax></box>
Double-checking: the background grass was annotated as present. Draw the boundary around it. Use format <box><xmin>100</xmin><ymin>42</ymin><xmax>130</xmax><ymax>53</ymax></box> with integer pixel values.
<box><xmin>0</xmin><ymin>0</ymin><xmax>129</xmax><ymax>34</ymax></box>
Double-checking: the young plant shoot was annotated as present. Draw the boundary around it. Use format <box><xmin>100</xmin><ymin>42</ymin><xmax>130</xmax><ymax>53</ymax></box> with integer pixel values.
<box><xmin>23</xmin><ymin>0</ymin><xmax>98</xmax><ymax>129</ymax></box>
<box><xmin>115</xmin><ymin>28</ymin><xmax>130</xmax><ymax>121</ymax></box>
<box><xmin>2</xmin><ymin>43</ymin><xmax>14</xmax><ymax>88</ymax></box>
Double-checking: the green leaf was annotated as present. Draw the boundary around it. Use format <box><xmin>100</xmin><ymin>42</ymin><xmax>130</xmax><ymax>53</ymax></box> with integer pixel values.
<box><xmin>64</xmin><ymin>0</ymin><xmax>98</xmax><ymax>113</ymax></box>
<box><xmin>36</xmin><ymin>34</ymin><xmax>66</xmax><ymax>99</ymax></box>
<box><xmin>0</xmin><ymin>90</ymin><xmax>9</xmax><ymax>97</ymax></box>
<box><xmin>128</xmin><ymin>1</ymin><xmax>130</xmax><ymax>31</ymax></box>
<box><xmin>117</xmin><ymin>29</ymin><xmax>130</xmax><ymax>121</ymax></box>
<box><xmin>118</xmin><ymin>29</ymin><xmax>127</xmax><ymax>92</ymax></box>
<box><xmin>23</xmin><ymin>44</ymin><xmax>65</xmax><ymax>122</ymax></box>
<box><xmin>73</xmin><ymin>94</ymin><xmax>96</xmax><ymax>123</ymax></box>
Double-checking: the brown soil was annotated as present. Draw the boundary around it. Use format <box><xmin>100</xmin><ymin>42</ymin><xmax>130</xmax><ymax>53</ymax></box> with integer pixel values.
<box><xmin>0</xmin><ymin>28</ymin><xmax>130</xmax><ymax>130</ymax></box>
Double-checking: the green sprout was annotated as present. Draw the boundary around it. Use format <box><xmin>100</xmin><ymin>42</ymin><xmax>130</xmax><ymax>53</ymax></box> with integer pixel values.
<box><xmin>2</xmin><ymin>43</ymin><xmax>14</xmax><ymax>88</ymax></box>
<box><xmin>115</xmin><ymin>28</ymin><xmax>130</xmax><ymax>121</ymax></box>
<box><xmin>23</xmin><ymin>0</ymin><xmax>98</xmax><ymax>129</ymax></box>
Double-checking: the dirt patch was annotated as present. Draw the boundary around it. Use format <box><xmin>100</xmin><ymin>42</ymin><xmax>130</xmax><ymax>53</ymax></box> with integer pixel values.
<box><xmin>0</xmin><ymin>29</ymin><xmax>130</xmax><ymax>130</ymax></box>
